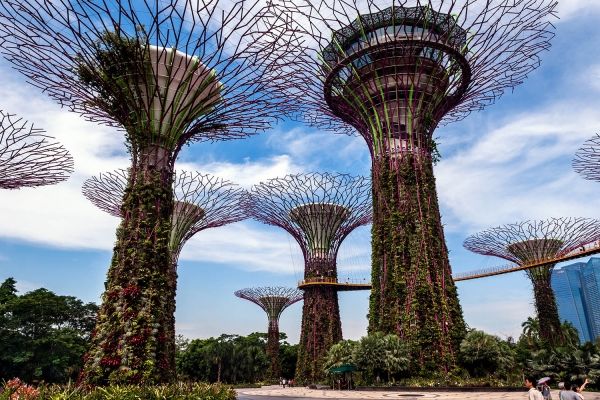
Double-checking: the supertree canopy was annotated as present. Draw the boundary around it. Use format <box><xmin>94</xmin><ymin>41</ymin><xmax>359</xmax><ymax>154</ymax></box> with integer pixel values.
<box><xmin>463</xmin><ymin>217</ymin><xmax>600</xmax><ymax>347</ymax></box>
<box><xmin>0</xmin><ymin>111</ymin><xmax>73</xmax><ymax>189</ymax></box>
<box><xmin>235</xmin><ymin>287</ymin><xmax>303</xmax><ymax>379</ymax></box>
<box><xmin>0</xmin><ymin>0</ymin><xmax>296</xmax><ymax>384</ymax></box>
<box><xmin>274</xmin><ymin>0</ymin><xmax>557</xmax><ymax>373</ymax></box>
<box><xmin>82</xmin><ymin>168</ymin><xmax>247</xmax><ymax>375</ymax></box>
<box><xmin>245</xmin><ymin>172</ymin><xmax>371</xmax><ymax>382</ymax></box>
<box><xmin>82</xmin><ymin>169</ymin><xmax>247</xmax><ymax>263</ymax></box>
<box><xmin>573</xmin><ymin>133</ymin><xmax>600</xmax><ymax>182</ymax></box>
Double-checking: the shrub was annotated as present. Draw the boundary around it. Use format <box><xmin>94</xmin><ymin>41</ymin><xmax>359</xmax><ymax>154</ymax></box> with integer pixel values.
<box><xmin>0</xmin><ymin>379</ymin><xmax>236</xmax><ymax>400</ymax></box>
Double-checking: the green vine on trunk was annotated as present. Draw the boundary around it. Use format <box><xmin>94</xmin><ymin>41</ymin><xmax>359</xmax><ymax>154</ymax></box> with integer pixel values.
<box><xmin>80</xmin><ymin>168</ymin><xmax>175</xmax><ymax>385</ymax></box>
<box><xmin>368</xmin><ymin>153</ymin><xmax>466</xmax><ymax>375</ymax></box>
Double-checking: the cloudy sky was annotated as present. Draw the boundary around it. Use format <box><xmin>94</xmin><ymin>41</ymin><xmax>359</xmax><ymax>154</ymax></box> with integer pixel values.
<box><xmin>1</xmin><ymin>0</ymin><xmax>600</xmax><ymax>344</ymax></box>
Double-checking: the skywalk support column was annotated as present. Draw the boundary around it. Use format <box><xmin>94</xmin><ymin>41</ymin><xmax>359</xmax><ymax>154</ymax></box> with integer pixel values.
<box><xmin>280</xmin><ymin>0</ymin><xmax>556</xmax><ymax>374</ymax></box>
<box><xmin>318</xmin><ymin>7</ymin><xmax>472</xmax><ymax>373</ymax></box>
<box><xmin>246</xmin><ymin>173</ymin><xmax>371</xmax><ymax>382</ymax></box>
<box><xmin>370</xmin><ymin>152</ymin><xmax>464</xmax><ymax>372</ymax></box>
<box><xmin>464</xmin><ymin>219</ymin><xmax>600</xmax><ymax>348</ymax></box>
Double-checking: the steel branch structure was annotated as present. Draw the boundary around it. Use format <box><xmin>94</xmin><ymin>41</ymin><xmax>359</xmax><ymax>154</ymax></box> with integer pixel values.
<box><xmin>573</xmin><ymin>133</ymin><xmax>600</xmax><ymax>182</ymax></box>
<box><xmin>0</xmin><ymin>111</ymin><xmax>73</xmax><ymax>189</ymax></box>
<box><xmin>235</xmin><ymin>287</ymin><xmax>303</xmax><ymax>379</ymax></box>
<box><xmin>0</xmin><ymin>0</ymin><xmax>297</xmax><ymax>384</ymax></box>
<box><xmin>274</xmin><ymin>0</ymin><xmax>557</xmax><ymax>374</ymax></box>
<box><xmin>245</xmin><ymin>172</ymin><xmax>371</xmax><ymax>382</ymax></box>
<box><xmin>463</xmin><ymin>217</ymin><xmax>600</xmax><ymax>347</ymax></box>
<box><xmin>82</xmin><ymin>169</ymin><xmax>247</xmax><ymax>263</ymax></box>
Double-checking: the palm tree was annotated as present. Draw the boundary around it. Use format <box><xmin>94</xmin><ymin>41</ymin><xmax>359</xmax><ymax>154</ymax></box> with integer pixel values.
<box><xmin>459</xmin><ymin>330</ymin><xmax>502</xmax><ymax>376</ymax></box>
<box><xmin>322</xmin><ymin>340</ymin><xmax>355</xmax><ymax>372</ymax></box>
<box><xmin>561</xmin><ymin>321</ymin><xmax>580</xmax><ymax>348</ymax></box>
<box><xmin>382</xmin><ymin>334</ymin><xmax>410</xmax><ymax>381</ymax></box>
<box><xmin>522</xmin><ymin>317</ymin><xmax>540</xmax><ymax>348</ymax></box>
<box><xmin>246</xmin><ymin>345</ymin><xmax>268</xmax><ymax>383</ymax></box>
<box><xmin>352</xmin><ymin>332</ymin><xmax>387</xmax><ymax>382</ymax></box>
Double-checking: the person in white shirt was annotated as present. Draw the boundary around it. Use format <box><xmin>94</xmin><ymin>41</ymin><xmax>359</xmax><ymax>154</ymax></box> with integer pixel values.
<box><xmin>526</xmin><ymin>377</ymin><xmax>544</xmax><ymax>400</ymax></box>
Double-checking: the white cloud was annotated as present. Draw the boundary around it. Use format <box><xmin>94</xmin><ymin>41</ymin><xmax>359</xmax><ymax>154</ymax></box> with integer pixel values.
<box><xmin>555</xmin><ymin>0</ymin><xmax>600</xmax><ymax>21</ymax></box>
<box><xmin>437</xmin><ymin>103</ymin><xmax>600</xmax><ymax>234</ymax></box>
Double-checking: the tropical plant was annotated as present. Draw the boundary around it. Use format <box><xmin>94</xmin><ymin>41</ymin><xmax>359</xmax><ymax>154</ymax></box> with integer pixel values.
<box><xmin>381</xmin><ymin>334</ymin><xmax>410</xmax><ymax>381</ymax></box>
<box><xmin>561</xmin><ymin>321</ymin><xmax>581</xmax><ymax>348</ymax></box>
<box><xmin>352</xmin><ymin>332</ymin><xmax>387</xmax><ymax>382</ymax></box>
<box><xmin>0</xmin><ymin>279</ymin><xmax>99</xmax><ymax>383</ymax></box>
<box><xmin>322</xmin><ymin>340</ymin><xmax>355</xmax><ymax>372</ymax></box>
<box><xmin>522</xmin><ymin>317</ymin><xmax>541</xmax><ymax>348</ymax></box>
<box><xmin>459</xmin><ymin>330</ymin><xmax>504</xmax><ymax>377</ymax></box>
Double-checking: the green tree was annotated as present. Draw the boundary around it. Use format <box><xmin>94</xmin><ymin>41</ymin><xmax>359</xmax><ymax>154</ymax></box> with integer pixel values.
<box><xmin>0</xmin><ymin>277</ymin><xmax>17</xmax><ymax>304</ymax></box>
<box><xmin>381</xmin><ymin>334</ymin><xmax>410</xmax><ymax>381</ymax></box>
<box><xmin>459</xmin><ymin>330</ymin><xmax>503</xmax><ymax>377</ymax></box>
<box><xmin>0</xmin><ymin>279</ymin><xmax>99</xmax><ymax>383</ymax></box>
<box><xmin>323</xmin><ymin>340</ymin><xmax>355</xmax><ymax>372</ymax></box>
<box><xmin>352</xmin><ymin>332</ymin><xmax>387</xmax><ymax>382</ymax></box>
<box><xmin>561</xmin><ymin>321</ymin><xmax>581</xmax><ymax>348</ymax></box>
<box><xmin>522</xmin><ymin>317</ymin><xmax>541</xmax><ymax>349</ymax></box>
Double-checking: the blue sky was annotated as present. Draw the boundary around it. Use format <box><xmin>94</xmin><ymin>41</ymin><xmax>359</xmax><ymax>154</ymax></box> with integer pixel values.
<box><xmin>1</xmin><ymin>0</ymin><xmax>600</xmax><ymax>344</ymax></box>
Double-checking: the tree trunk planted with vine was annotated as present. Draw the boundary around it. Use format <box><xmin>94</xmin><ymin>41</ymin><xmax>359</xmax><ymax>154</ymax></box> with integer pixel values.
<box><xmin>80</xmin><ymin>164</ymin><xmax>175</xmax><ymax>385</ymax></box>
<box><xmin>295</xmin><ymin>260</ymin><xmax>342</xmax><ymax>382</ymax></box>
<box><xmin>529</xmin><ymin>266</ymin><xmax>563</xmax><ymax>347</ymax></box>
<box><xmin>267</xmin><ymin>318</ymin><xmax>281</xmax><ymax>379</ymax></box>
<box><xmin>368</xmin><ymin>153</ymin><xmax>466</xmax><ymax>375</ymax></box>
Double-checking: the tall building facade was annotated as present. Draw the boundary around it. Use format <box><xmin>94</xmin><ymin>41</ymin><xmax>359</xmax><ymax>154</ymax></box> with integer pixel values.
<box><xmin>552</xmin><ymin>258</ymin><xmax>600</xmax><ymax>343</ymax></box>
<box><xmin>582</xmin><ymin>258</ymin><xmax>600</xmax><ymax>340</ymax></box>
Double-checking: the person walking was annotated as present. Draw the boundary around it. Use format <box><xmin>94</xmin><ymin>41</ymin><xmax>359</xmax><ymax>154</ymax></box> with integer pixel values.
<box><xmin>558</xmin><ymin>382</ymin><xmax>565</xmax><ymax>400</ymax></box>
<box><xmin>561</xmin><ymin>383</ymin><xmax>582</xmax><ymax>400</ymax></box>
<box><xmin>526</xmin><ymin>377</ymin><xmax>544</xmax><ymax>400</ymax></box>
<box><xmin>541</xmin><ymin>382</ymin><xmax>553</xmax><ymax>400</ymax></box>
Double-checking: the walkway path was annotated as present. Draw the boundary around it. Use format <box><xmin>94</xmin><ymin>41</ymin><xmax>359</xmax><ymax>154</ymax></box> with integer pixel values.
<box><xmin>237</xmin><ymin>386</ymin><xmax>600</xmax><ymax>400</ymax></box>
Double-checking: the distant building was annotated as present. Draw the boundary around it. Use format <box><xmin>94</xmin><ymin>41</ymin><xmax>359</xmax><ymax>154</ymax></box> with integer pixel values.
<box><xmin>582</xmin><ymin>258</ymin><xmax>600</xmax><ymax>340</ymax></box>
<box><xmin>552</xmin><ymin>257</ymin><xmax>600</xmax><ymax>343</ymax></box>
<box><xmin>552</xmin><ymin>262</ymin><xmax>592</xmax><ymax>343</ymax></box>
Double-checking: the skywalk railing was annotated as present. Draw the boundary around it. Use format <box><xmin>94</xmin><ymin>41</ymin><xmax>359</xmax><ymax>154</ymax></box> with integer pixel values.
<box><xmin>454</xmin><ymin>240</ymin><xmax>600</xmax><ymax>281</ymax></box>
<box><xmin>298</xmin><ymin>277</ymin><xmax>371</xmax><ymax>286</ymax></box>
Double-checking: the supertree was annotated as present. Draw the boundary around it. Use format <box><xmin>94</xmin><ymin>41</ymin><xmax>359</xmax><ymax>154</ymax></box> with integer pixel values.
<box><xmin>234</xmin><ymin>287</ymin><xmax>303</xmax><ymax>379</ymax></box>
<box><xmin>245</xmin><ymin>172</ymin><xmax>371</xmax><ymax>382</ymax></box>
<box><xmin>0</xmin><ymin>111</ymin><xmax>73</xmax><ymax>189</ymax></box>
<box><xmin>573</xmin><ymin>133</ymin><xmax>600</xmax><ymax>181</ymax></box>
<box><xmin>273</xmin><ymin>0</ymin><xmax>557</xmax><ymax>373</ymax></box>
<box><xmin>463</xmin><ymin>218</ymin><xmax>600</xmax><ymax>347</ymax></box>
<box><xmin>0</xmin><ymin>0</ymin><xmax>297</xmax><ymax>383</ymax></box>
<box><xmin>82</xmin><ymin>168</ymin><xmax>247</xmax><ymax>373</ymax></box>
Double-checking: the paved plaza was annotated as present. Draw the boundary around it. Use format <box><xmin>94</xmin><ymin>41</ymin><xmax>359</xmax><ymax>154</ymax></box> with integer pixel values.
<box><xmin>237</xmin><ymin>386</ymin><xmax>600</xmax><ymax>400</ymax></box>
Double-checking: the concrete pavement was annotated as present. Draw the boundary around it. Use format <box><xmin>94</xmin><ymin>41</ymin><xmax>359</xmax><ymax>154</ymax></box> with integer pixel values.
<box><xmin>237</xmin><ymin>386</ymin><xmax>600</xmax><ymax>400</ymax></box>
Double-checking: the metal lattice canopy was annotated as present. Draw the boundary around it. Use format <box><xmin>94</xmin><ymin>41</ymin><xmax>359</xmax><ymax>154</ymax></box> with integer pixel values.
<box><xmin>0</xmin><ymin>0</ymin><xmax>300</xmax><ymax>163</ymax></box>
<box><xmin>235</xmin><ymin>287</ymin><xmax>303</xmax><ymax>321</ymax></box>
<box><xmin>573</xmin><ymin>133</ymin><xmax>600</xmax><ymax>182</ymax></box>
<box><xmin>463</xmin><ymin>218</ymin><xmax>600</xmax><ymax>266</ymax></box>
<box><xmin>0</xmin><ymin>111</ymin><xmax>73</xmax><ymax>189</ymax></box>
<box><xmin>82</xmin><ymin>169</ymin><xmax>247</xmax><ymax>260</ymax></box>
<box><xmin>273</xmin><ymin>0</ymin><xmax>557</xmax><ymax>154</ymax></box>
<box><xmin>245</xmin><ymin>172</ymin><xmax>372</xmax><ymax>262</ymax></box>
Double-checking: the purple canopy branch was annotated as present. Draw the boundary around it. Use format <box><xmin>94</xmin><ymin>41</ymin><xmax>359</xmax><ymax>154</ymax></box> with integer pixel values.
<box><xmin>573</xmin><ymin>133</ymin><xmax>600</xmax><ymax>182</ymax></box>
<box><xmin>463</xmin><ymin>217</ymin><xmax>600</xmax><ymax>347</ymax></box>
<box><xmin>0</xmin><ymin>111</ymin><xmax>73</xmax><ymax>189</ymax></box>
<box><xmin>82</xmin><ymin>168</ymin><xmax>248</xmax><ymax>263</ymax></box>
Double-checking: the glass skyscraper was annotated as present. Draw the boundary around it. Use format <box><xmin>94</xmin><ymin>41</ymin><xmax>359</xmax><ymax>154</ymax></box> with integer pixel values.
<box><xmin>552</xmin><ymin>262</ymin><xmax>591</xmax><ymax>343</ymax></box>
<box><xmin>582</xmin><ymin>258</ymin><xmax>600</xmax><ymax>340</ymax></box>
<box><xmin>552</xmin><ymin>257</ymin><xmax>600</xmax><ymax>343</ymax></box>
